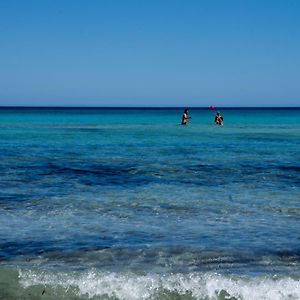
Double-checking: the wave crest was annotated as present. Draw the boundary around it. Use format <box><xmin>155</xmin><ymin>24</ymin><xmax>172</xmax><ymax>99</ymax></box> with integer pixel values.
<box><xmin>17</xmin><ymin>269</ymin><xmax>300</xmax><ymax>300</ymax></box>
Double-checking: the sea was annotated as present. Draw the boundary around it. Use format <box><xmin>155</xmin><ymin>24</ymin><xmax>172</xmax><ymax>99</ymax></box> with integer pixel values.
<box><xmin>0</xmin><ymin>107</ymin><xmax>299</xmax><ymax>300</ymax></box>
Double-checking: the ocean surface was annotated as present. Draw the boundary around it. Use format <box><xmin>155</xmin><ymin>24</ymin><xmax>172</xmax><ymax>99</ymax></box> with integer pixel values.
<box><xmin>0</xmin><ymin>107</ymin><xmax>299</xmax><ymax>300</ymax></box>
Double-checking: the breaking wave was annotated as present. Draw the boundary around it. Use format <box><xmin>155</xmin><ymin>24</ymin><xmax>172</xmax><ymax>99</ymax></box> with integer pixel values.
<box><xmin>1</xmin><ymin>268</ymin><xmax>299</xmax><ymax>300</ymax></box>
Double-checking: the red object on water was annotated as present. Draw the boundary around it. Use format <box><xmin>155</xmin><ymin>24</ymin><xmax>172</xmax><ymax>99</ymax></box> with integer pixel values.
<box><xmin>210</xmin><ymin>105</ymin><xmax>215</xmax><ymax>110</ymax></box>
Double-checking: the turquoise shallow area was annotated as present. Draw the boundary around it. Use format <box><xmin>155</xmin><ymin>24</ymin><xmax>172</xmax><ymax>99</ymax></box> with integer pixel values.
<box><xmin>0</xmin><ymin>107</ymin><xmax>300</xmax><ymax>299</ymax></box>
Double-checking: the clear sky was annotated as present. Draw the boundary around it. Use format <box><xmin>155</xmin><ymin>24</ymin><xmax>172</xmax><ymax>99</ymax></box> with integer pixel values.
<box><xmin>0</xmin><ymin>0</ymin><xmax>299</xmax><ymax>107</ymax></box>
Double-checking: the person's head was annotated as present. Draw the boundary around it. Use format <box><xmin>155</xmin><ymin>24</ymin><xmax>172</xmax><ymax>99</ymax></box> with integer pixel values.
<box><xmin>184</xmin><ymin>108</ymin><xmax>188</xmax><ymax>114</ymax></box>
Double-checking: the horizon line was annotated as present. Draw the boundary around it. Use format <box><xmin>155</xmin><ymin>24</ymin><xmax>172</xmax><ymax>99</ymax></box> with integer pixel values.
<box><xmin>0</xmin><ymin>105</ymin><xmax>300</xmax><ymax>111</ymax></box>
<box><xmin>0</xmin><ymin>105</ymin><xmax>299</xmax><ymax>109</ymax></box>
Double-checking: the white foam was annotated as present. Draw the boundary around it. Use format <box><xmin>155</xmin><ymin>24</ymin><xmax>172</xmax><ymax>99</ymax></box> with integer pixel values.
<box><xmin>19</xmin><ymin>269</ymin><xmax>300</xmax><ymax>300</ymax></box>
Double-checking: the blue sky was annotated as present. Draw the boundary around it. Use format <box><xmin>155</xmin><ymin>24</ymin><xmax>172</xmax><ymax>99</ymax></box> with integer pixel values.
<box><xmin>0</xmin><ymin>0</ymin><xmax>299</xmax><ymax>106</ymax></box>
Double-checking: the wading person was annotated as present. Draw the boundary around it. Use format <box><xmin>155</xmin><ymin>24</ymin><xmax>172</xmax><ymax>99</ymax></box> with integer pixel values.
<box><xmin>181</xmin><ymin>108</ymin><xmax>192</xmax><ymax>125</ymax></box>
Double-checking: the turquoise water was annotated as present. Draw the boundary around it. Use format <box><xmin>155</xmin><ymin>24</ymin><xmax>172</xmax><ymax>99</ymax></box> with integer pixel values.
<box><xmin>0</xmin><ymin>107</ymin><xmax>300</xmax><ymax>299</ymax></box>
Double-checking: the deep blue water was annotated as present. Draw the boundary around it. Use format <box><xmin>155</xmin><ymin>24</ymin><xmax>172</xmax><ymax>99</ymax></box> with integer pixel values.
<box><xmin>0</xmin><ymin>107</ymin><xmax>300</xmax><ymax>299</ymax></box>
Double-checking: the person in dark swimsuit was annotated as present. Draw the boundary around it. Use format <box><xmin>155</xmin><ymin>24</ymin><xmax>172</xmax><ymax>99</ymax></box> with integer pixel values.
<box><xmin>181</xmin><ymin>108</ymin><xmax>191</xmax><ymax>125</ymax></box>
<box><xmin>214</xmin><ymin>112</ymin><xmax>224</xmax><ymax>126</ymax></box>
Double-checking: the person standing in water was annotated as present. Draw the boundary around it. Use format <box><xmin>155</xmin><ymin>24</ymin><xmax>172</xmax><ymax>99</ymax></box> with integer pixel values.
<box><xmin>214</xmin><ymin>111</ymin><xmax>224</xmax><ymax>126</ymax></box>
<box><xmin>181</xmin><ymin>108</ymin><xmax>192</xmax><ymax>125</ymax></box>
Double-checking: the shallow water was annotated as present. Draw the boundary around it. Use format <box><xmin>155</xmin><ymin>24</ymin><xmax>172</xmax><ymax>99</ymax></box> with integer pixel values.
<box><xmin>0</xmin><ymin>107</ymin><xmax>300</xmax><ymax>299</ymax></box>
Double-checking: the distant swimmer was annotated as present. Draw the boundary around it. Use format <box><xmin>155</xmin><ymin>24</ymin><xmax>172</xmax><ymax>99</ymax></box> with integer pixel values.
<box><xmin>214</xmin><ymin>112</ymin><xmax>224</xmax><ymax>126</ymax></box>
<box><xmin>181</xmin><ymin>108</ymin><xmax>192</xmax><ymax>125</ymax></box>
